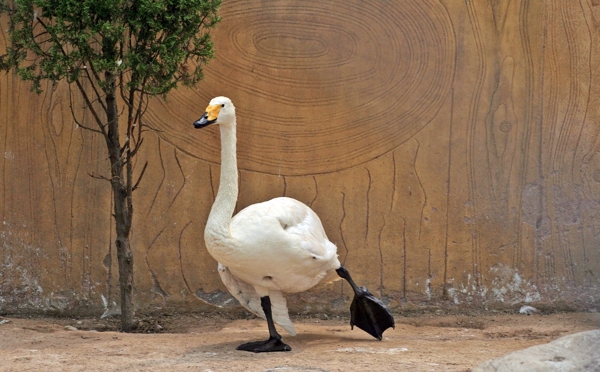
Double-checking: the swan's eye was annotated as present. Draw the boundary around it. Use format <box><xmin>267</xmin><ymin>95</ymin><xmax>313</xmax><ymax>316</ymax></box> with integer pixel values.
<box><xmin>221</xmin><ymin>104</ymin><xmax>225</xmax><ymax>107</ymax></box>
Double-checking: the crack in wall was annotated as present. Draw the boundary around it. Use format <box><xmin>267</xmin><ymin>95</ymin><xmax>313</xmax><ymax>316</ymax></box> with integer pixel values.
<box><xmin>365</xmin><ymin>167</ymin><xmax>372</xmax><ymax>245</ymax></box>
<box><xmin>145</xmin><ymin>227</ymin><xmax>168</xmax><ymax>299</ymax></box>
<box><xmin>146</xmin><ymin>138</ymin><xmax>166</xmax><ymax>217</ymax></box>
<box><xmin>308</xmin><ymin>176</ymin><xmax>318</xmax><ymax>208</ymax></box>
<box><xmin>177</xmin><ymin>221</ymin><xmax>194</xmax><ymax>295</ymax></box>
<box><xmin>167</xmin><ymin>148</ymin><xmax>187</xmax><ymax>212</ymax></box>
<box><xmin>377</xmin><ymin>213</ymin><xmax>385</xmax><ymax>296</ymax></box>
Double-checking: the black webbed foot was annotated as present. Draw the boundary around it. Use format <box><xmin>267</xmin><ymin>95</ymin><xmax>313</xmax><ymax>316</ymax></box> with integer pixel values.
<box><xmin>235</xmin><ymin>296</ymin><xmax>292</xmax><ymax>352</ymax></box>
<box><xmin>236</xmin><ymin>337</ymin><xmax>292</xmax><ymax>353</ymax></box>
<box><xmin>350</xmin><ymin>286</ymin><xmax>395</xmax><ymax>340</ymax></box>
<box><xmin>337</xmin><ymin>265</ymin><xmax>395</xmax><ymax>340</ymax></box>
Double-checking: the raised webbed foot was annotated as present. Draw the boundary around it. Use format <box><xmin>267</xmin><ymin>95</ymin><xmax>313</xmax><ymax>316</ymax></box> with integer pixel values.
<box><xmin>350</xmin><ymin>286</ymin><xmax>395</xmax><ymax>340</ymax></box>
<box><xmin>336</xmin><ymin>265</ymin><xmax>395</xmax><ymax>340</ymax></box>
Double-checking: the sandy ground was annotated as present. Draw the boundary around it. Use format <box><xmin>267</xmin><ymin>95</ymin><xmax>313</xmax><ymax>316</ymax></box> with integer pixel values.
<box><xmin>0</xmin><ymin>312</ymin><xmax>598</xmax><ymax>372</ymax></box>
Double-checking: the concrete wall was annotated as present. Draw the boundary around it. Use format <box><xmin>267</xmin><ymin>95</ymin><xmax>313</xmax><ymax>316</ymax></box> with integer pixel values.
<box><xmin>1</xmin><ymin>0</ymin><xmax>599</xmax><ymax>316</ymax></box>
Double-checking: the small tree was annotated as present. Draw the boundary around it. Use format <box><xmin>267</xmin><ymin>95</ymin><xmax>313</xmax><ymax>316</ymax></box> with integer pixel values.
<box><xmin>0</xmin><ymin>0</ymin><xmax>221</xmax><ymax>331</ymax></box>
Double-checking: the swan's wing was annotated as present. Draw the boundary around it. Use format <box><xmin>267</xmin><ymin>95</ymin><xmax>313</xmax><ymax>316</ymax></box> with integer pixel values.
<box><xmin>218</xmin><ymin>263</ymin><xmax>262</xmax><ymax>316</ymax></box>
<box><xmin>239</xmin><ymin>197</ymin><xmax>338</xmax><ymax>260</ymax></box>
<box><xmin>218</xmin><ymin>263</ymin><xmax>296</xmax><ymax>336</ymax></box>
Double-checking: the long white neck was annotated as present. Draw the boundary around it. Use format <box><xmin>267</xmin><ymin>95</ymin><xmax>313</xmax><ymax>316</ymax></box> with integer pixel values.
<box><xmin>205</xmin><ymin>121</ymin><xmax>238</xmax><ymax>241</ymax></box>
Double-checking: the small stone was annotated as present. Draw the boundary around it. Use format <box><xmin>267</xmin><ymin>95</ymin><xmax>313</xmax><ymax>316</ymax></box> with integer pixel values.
<box><xmin>519</xmin><ymin>305</ymin><xmax>537</xmax><ymax>315</ymax></box>
<box><xmin>64</xmin><ymin>326</ymin><xmax>78</xmax><ymax>331</ymax></box>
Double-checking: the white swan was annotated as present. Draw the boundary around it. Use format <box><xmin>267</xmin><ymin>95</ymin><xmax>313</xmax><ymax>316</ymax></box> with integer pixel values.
<box><xmin>193</xmin><ymin>96</ymin><xmax>394</xmax><ymax>352</ymax></box>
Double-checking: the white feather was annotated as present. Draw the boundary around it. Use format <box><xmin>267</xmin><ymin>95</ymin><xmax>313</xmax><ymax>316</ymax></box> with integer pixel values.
<box><xmin>218</xmin><ymin>263</ymin><xmax>296</xmax><ymax>335</ymax></box>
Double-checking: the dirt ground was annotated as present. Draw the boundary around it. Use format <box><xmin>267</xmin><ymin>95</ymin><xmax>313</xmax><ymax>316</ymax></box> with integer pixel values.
<box><xmin>0</xmin><ymin>311</ymin><xmax>598</xmax><ymax>372</ymax></box>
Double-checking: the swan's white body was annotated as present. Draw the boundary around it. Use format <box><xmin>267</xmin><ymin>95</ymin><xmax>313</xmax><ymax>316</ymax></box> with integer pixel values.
<box><xmin>201</xmin><ymin>97</ymin><xmax>341</xmax><ymax>336</ymax></box>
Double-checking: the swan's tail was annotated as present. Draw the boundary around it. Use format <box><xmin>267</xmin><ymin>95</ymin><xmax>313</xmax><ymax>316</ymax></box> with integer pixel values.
<box><xmin>218</xmin><ymin>263</ymin><xmax>296</xmax><ymax>336</ymax></box>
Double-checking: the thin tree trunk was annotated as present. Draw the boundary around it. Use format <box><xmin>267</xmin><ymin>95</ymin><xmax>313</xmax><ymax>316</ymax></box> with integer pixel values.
<box><xmin>105</xmin><ymin>70</ymin><xmax>134</xmax><ymax>332</ymax></box>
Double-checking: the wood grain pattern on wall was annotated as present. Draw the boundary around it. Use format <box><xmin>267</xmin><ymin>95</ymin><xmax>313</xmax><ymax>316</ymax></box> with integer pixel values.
<box><xmin>1</xmin><ymin>0</ymin><xmax>598</xmax><ymax>315</ymax></box>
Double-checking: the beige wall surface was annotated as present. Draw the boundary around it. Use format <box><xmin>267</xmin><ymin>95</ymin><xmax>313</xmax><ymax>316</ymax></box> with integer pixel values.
<box><xmin>1</xmin><ymin>0</ymin><xmax>599</xmax><ymax>315</ymax></box>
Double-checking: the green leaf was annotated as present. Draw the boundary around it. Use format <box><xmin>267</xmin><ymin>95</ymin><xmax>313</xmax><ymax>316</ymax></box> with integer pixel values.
<box><xmin>1</xmin><ymin>0</ymin><xmax>221</xmax><ymax>95</ymax></box>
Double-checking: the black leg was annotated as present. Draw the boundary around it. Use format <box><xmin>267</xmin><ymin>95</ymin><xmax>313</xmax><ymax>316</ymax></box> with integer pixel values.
<box><xmin>336</xmin><ymin>266</ymin><xmax>360</xmax><ymax>292</ymax></box>
<box><xmin>236</xmin><ymin>296</ymin><xmax>292</xmax><ymax>353</ymax></box>
<box><xmin>337</xmin><ymin>265</ymin><xmax>395</xmax><ymax>340</ymax></box>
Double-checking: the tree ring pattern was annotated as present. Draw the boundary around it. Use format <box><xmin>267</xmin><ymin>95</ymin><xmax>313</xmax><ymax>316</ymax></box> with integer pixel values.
<box><xmin>150</xmin><ymin>0</ymin><xmax>455</xmax><ymax>176</ymax></box>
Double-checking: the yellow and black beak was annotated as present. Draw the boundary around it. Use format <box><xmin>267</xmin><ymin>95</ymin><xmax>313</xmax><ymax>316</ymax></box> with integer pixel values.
<box><xmin>193</xmin><ymin>104</ymin><xmax>221</xmax><ymax>129</ymax></box>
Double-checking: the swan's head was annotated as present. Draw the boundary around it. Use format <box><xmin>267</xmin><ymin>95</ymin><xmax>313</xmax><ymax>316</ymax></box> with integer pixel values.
<box><xmin>193</xmin><ymin>96</ymin><xmax>235</xmax><ymax>129</ymax></box>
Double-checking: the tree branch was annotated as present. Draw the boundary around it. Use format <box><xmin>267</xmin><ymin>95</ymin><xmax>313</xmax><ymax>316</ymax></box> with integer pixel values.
<box><xmin>73</xmin><ymin>77</ymin><xmax>108</xmax><ymax>137</ymax></box>
<box><xmin>130</xmin><ymin>137</ymin><xmax>144</xmax><ymax>158</ymax></box>
<box><xmin>82</xmin><ymin>59</ymin><xmax>108</xmax><ymax>113</ymax></box>
<box><xmin>132</xmin><ymin>161</ymin><xmax>148</xmax><ymax>192</ymax></box>
<box><xmin>34</xmin><ymin>16</ymin><xmax>108</xmax><ymax>136</ymax></box>
<box><xmin>87</xmin><ymin>171</ymin><xmax>112</xmax><ymax>182</ymax></box>
<box><xmin>68</xmin><ymin>83</ymin><xmax>105</xmax><ymax>134</ymax></box>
